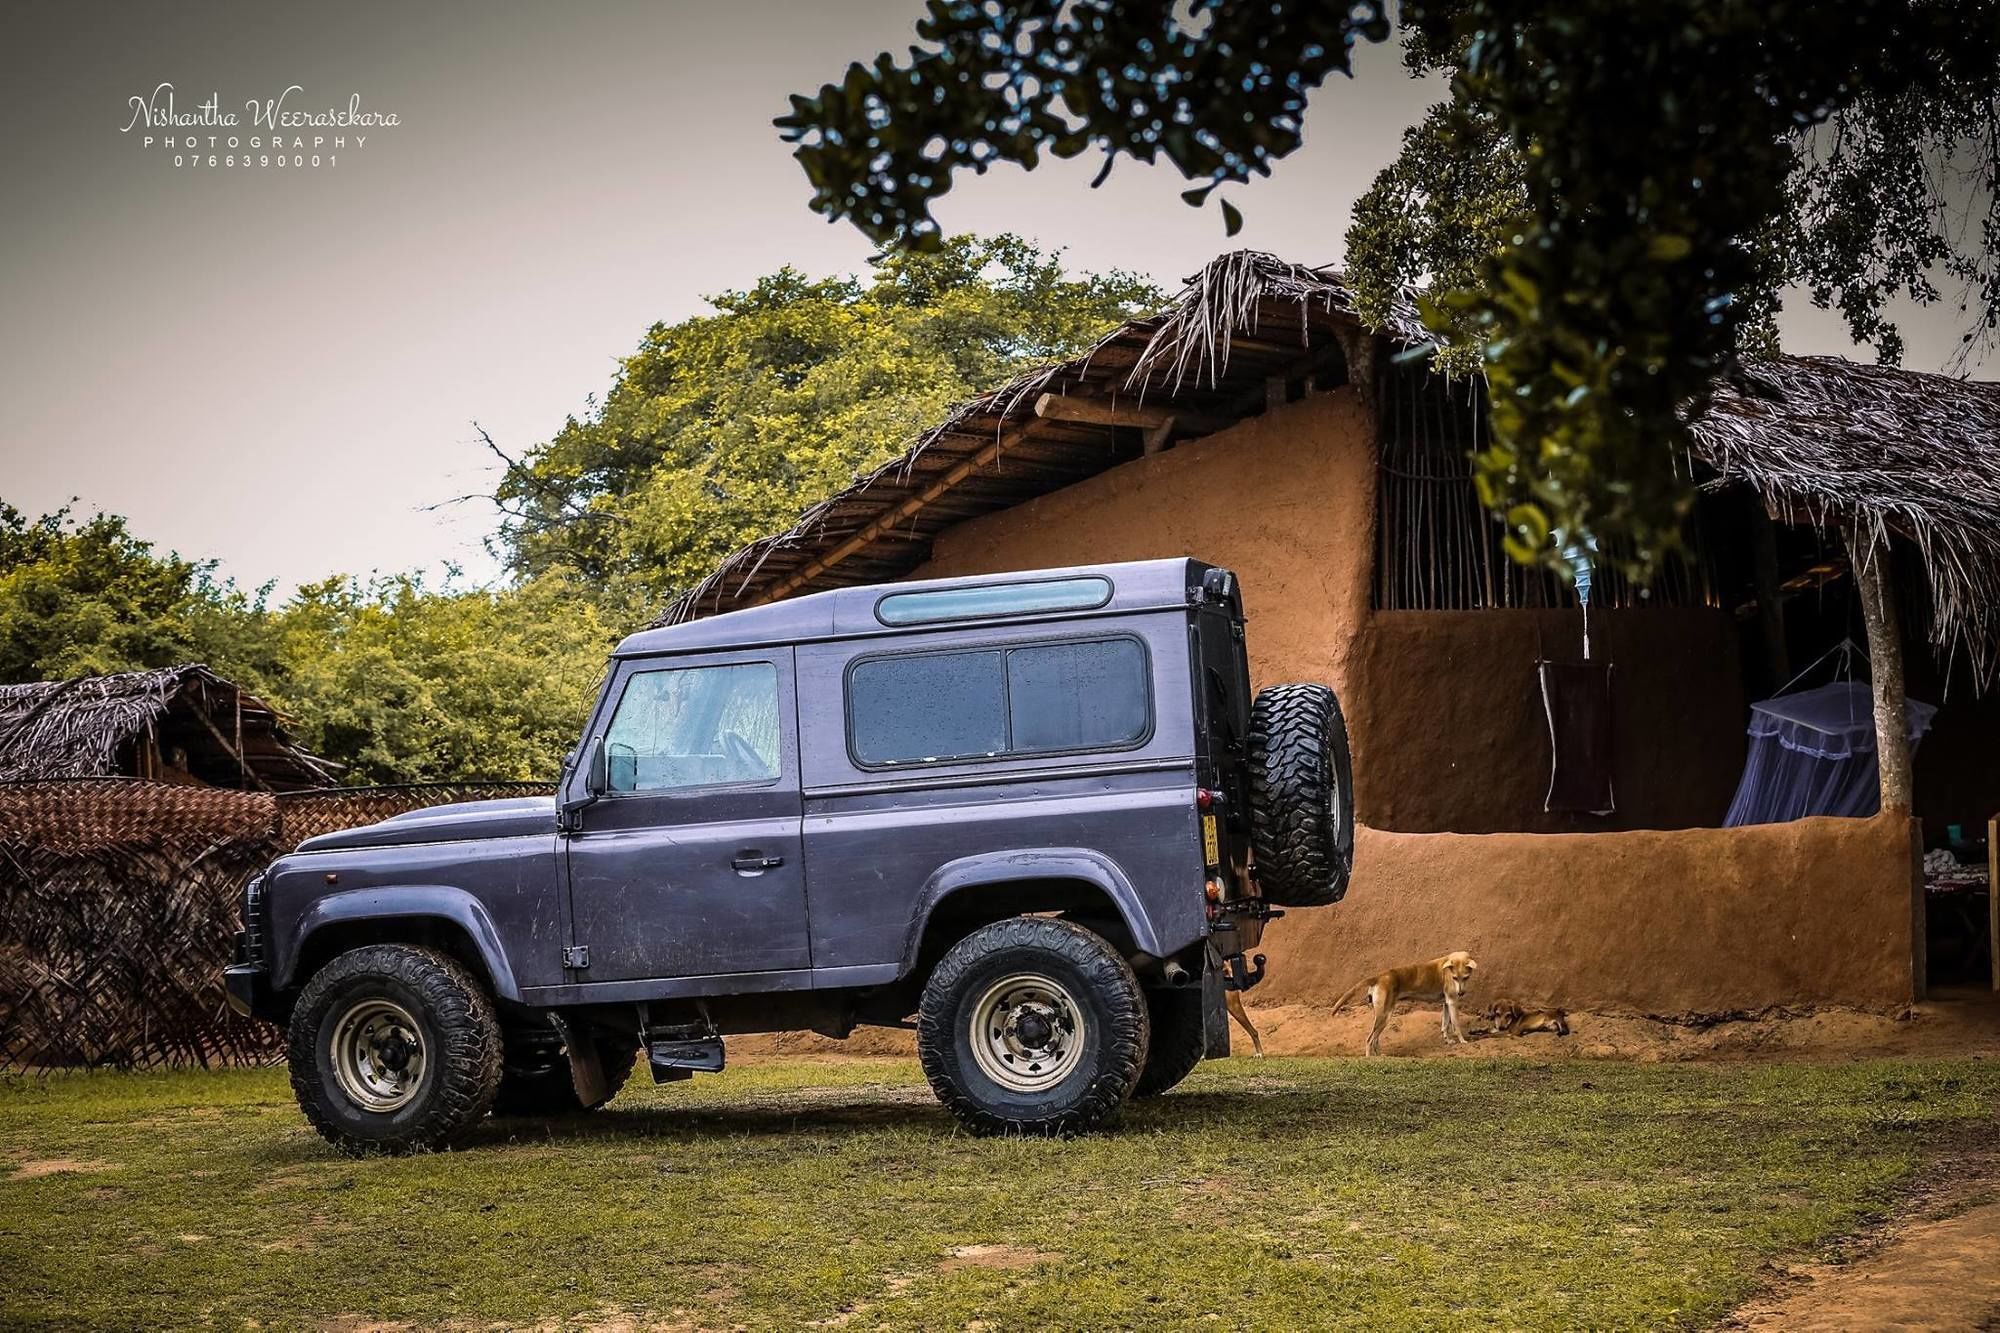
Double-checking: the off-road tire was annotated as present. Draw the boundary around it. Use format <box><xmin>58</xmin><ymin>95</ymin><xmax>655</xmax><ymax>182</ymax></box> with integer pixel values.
<box><xmin>918</xmin><ymin>917</ymin><xmax>1148</xmax><ymax>1136</ymax></box>
<box><xmin>493</xmin><ymin>1024</ymin><xmax>639</xmax><ymax>1116</ymax></box>
<box><xmin>1133</xmin><ymin>986</ymin><xmax>1206</xmax><ymax>1097</ymax></box>
<box><xmin>287</xmin><ymin>944</ymin><xmax>502</xmax><ymax>1156</ymax></box>
<box><xmin>1247</xmin><ymin>682</ymin><xmax>1356</xmax><ymax>908</ymax></box>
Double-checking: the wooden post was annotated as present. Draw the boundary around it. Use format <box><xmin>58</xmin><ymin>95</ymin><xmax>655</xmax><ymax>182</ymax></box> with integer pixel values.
<box><xmin>1989</xmin><ymin>815</ymin><xmax>1998</xmax><ymax>993</ymax></box>
<box><xmin>1848</xmin><ymin>524</ymin><xmax>1913</xmax><ymax>812</ymax></box>
<box><xmin>1851</xmin><ymin>524</ymin><xmax>1924</xmax><ymax>1004</ymax></box>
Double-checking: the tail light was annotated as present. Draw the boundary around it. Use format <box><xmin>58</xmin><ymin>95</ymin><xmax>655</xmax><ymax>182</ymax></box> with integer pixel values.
<box><xmin>1195</xmin><ymin>787</ymin><xmax>1214</xmax><ymax>812</ymax></box>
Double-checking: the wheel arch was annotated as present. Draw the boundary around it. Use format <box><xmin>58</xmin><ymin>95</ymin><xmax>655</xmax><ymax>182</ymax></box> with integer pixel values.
<box><xmin>279</xmin><ymin>887</ymin><xmax>522</xmax><ymax>1003</ymax></box>
<box><xmin>900</xmin><ymin>849</ymin><xmax>1165</xmax><ymax>984</ymax></box>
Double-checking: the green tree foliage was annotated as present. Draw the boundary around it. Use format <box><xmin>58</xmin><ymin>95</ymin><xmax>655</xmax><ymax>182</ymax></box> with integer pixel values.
<box><xmin>0</xmin><ymin>504</ymin><xmax>267</xmax><ymax>683</ymax></box>
<box><xmin>1</xmin><ymin>241</ymin><xmax>1154</xmax><ymax>782</ymax></box>
<box><xmin>263</xmin><ymin>572</ymin><xmax>634</xmax><ymax>785</ymax></box>
<box><xmin>492</xmin><ymin>235</ymin><xmax>1161</xmax><ymax>596</ymax></box>
<box><xmin>1345</xmin><ymin>97</ymin><xmax>1524</xmax><ymax>377</ymax></box>
<box><xmin>0</xmin><ymin>504</ymin><xmax>633</xmax><ymax>784</ymax></box>
<box><xmin>777</xmin><ymin>0</ymin><xmax>2000</xmax><ymax>576</ymax></box>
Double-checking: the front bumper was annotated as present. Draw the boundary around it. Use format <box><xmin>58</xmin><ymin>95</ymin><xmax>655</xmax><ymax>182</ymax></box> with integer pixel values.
<box><xmin>224</xmin><ymin>939</ymin><xmax>280</xmax><ymax>1022</ymax></box>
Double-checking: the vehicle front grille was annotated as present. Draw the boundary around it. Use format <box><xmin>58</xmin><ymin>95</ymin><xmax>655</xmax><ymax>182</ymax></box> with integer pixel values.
<box><xmin>240</xmin><ymin>875</ymin><xmax>266</xmax><ymax>965</ymax></box>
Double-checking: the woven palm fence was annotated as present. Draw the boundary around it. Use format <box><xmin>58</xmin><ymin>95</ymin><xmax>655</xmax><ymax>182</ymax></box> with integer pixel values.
<box><xmin>0</xmin><ymin>778</ymin><xmax>553</xmax><ymax>1070</ymax></box>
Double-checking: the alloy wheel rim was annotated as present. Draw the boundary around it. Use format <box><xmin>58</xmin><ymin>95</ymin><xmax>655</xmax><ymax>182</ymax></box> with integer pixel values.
<box><xmin>967</xmin><ymin>972</ymin><xmax>1086</xmax><ymax>1093</ymax></box>
<box><xmin>328</xmin><ymin>998</ymin><xmax>427</xmax><ymax>1112</ymax></box>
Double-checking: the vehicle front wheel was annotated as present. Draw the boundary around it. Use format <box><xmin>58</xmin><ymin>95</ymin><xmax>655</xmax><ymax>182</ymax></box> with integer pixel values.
<box><xmin>286</xmin><ymin>943</ymin><xmax>503</xmax><ymax>1156</ymax></box>
<box><xmin>917</xmin><ymin>917</ymin><xmax>1148</xmax><ymax>1136</ymax></box>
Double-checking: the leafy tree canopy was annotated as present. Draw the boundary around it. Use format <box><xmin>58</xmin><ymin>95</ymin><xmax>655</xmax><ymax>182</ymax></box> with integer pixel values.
<box><xmin>0</xmin><ymin>503</ymin><xmax>267</xmax><ymax>684</ymax></box>
<box><xmin>778</xmin><ymin>0</ymin><xmax>2000</xmax><ymax>574</ymax></box>
<box><xmin>264</xmin><ymin>572</ymin><xmax>633</xmax><ymax>785</ymax></box>
<box><xmin>1</xmin><ymin>239</ymin><xmax>1158</xmax><ymax>783</ymax></box>
<box><xmin>1346</xmin><ymin>16</ymin><xmax>2000</xmax><ymax>375</ymax></box>
<box><xmin>0</xmin><ymin>503</ymin><xmax>634</xmax><ymax>784</ymax></box>
<box><xmin>493</xmin><ymin>235</ymin><xmax>1162</xmax><ymax>597</ymax></box>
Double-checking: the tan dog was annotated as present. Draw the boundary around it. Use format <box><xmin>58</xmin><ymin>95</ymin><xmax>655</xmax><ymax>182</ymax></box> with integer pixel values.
<box><xmin>1226</xmin><ymin>991</ymin><xmax>1264</xmax><ymax>1057</ymax></box>
<box><xmin>1331</xmin><ymin>952</ymin><xmax>1479</xmax><ymax>1056</ymax></box>
<box><xmin>1484</xmin><ymin>1000</ymin><xmax>1570</xmax><ymax>1037</ymax></box>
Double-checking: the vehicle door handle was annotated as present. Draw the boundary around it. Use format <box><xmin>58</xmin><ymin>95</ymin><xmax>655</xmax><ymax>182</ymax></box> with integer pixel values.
<box><xmin>731</xmin><ymin>853</ymin><xmax>785</xmax><ymax>872</ymax></box>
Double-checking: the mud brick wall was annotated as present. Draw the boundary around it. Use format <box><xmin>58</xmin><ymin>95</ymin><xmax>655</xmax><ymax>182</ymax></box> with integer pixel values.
<box><xmin>910</xmin><ymin>388</ymin><xmax>1920</xmax><ymax>1011</ymax></box>
<box><xmin>1256</xmin><ymin>813</ymin><xmax>1919</xmax><ymax>1016</ymax></box>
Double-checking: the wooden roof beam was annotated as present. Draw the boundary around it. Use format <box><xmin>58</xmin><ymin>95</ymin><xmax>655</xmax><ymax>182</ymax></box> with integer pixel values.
<box><xmin>755</xmin><ymin>421</ymin><xmax>1041</xmax><ymax>604</ymax></box>
<box><xmin>1032</xmin><ymin>393</ymin><xmax>1232</xmax><ymax>445</ymax></box>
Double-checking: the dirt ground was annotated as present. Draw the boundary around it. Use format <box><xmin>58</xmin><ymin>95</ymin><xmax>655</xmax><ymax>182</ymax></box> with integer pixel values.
<box><xmin>1722</xmin><ymin>1146</ymin><xmax>2000</xmax><ymax>1332</ymax></box>
<box><xmin>739</xmin><ymin>986</ymin><xmax>2000</xmax><ymax>1064</ymax></box>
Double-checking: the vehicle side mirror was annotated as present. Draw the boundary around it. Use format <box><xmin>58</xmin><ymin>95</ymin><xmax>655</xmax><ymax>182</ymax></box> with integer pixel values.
<box><xmin>584</xmin><ymin>735</ymin><xmax>607</xmax><ymax>796</ymax></box>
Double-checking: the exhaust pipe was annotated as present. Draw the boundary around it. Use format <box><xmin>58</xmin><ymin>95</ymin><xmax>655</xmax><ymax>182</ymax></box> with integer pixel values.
<box><xmin>1163</xmin><ymin>961</ymin><xmax>1192</xmax><ymax>988</ymax></box>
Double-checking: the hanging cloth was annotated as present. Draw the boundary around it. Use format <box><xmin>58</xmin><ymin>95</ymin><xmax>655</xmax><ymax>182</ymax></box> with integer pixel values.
<box><xmin>1722</xmin><ymin>680</ymin><xmax>1936</xmax><ymax>826</ymax></box>
<box><xmin>1540</xmin><ymin>660</ymin><xmax>1616</xmax><ymax>815</ymax></box>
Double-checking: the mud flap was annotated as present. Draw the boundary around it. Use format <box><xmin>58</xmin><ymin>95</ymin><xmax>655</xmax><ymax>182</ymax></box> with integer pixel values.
<box><xmin>550</xmin><ymin>1013</ymin><xmax>608</xmax><ymax>1108</ymax></box>
<box><xmin>1202</xmin><ymin>949</ymin><xmax>1231</xmax><ymax>1059</ymax></box>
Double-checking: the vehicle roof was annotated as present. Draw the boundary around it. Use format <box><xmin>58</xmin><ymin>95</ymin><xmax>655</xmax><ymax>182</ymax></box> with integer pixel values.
<box><xmin>615</xmin><ymin>557</ymin><xmax>1209</xmax><ymax>658</ymax></box>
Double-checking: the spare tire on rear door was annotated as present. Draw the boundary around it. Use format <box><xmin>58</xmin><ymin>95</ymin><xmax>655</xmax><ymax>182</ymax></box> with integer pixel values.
<box><xmin>1247</xmin><ymin>683</ymin><xmax>1355</xmax><ymax>908</ymax></box>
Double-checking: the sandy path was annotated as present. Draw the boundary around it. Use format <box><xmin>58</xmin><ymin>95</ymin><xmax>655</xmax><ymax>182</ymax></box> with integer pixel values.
<box><xmin>1724</xmin><ymin>1200</ymin><xmax>2000</xmax><ymax>1332</ymax></box>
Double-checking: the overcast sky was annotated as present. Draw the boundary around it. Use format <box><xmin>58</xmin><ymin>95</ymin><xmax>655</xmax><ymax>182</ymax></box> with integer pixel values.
<box><xmin>1</xmin><ymin>0</ymin><xmax>1989</xmax><ymax>595</ymax></box>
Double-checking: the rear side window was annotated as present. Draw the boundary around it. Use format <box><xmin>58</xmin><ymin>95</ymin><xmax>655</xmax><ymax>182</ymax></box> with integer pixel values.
<box><xmin>848</xmin><ymin>650</ymin><xmax>1007</xmax><ymax>766</ymax></box>
<box><xmin>1007</xmin><ymin>639</ymin><xmax>1150</xmax><ymax>751</ymax></box>
<box><xmin>848</xmin><ymin>636</ymin><xmax>1150</xmax><ymax>767</ymax></box>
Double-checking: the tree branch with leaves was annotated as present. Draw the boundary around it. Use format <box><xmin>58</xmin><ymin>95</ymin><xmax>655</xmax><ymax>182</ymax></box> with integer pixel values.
<box><xmin>779</xmin><ymin>0</ymin><xmax>2000</xmax><ymax>578</ymax></box>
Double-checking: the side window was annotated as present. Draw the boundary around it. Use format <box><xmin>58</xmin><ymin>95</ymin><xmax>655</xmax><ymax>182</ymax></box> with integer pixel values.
<box><xmin>1007</xmin><ymin>639</ymin><xmax>1150</xmax><ymax>751</ymax></box>
<box><xmin>847</xmin><ymin>637</ymin><xmax>1150</xmax><ymax>767</ymax></box>
<box><xmin>849</xmin><ymin>650</ymin><xmax>1006</xmax><ymax>766</ymax></box>
<box><xmin>604</xmin><ymin>661</ymin><xmax>780</xmax><ymax>792</ymax></box>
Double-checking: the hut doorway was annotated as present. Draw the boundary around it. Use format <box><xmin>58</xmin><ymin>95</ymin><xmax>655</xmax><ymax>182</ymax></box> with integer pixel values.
<box><xmin>1720</xmin><ymin>521</ymin><xmax>1999</xmax><ymax>992</ymax></box>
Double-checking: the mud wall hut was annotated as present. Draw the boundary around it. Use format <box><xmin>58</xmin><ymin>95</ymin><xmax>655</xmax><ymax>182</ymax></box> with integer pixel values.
<box><xmin>667</xmin><ymin>251</ymin><xmax>2000</xmax><ymax>1016</ymax></box>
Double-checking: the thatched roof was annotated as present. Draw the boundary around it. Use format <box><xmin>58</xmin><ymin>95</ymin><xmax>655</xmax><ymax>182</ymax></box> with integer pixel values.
<box><xmin>1691</xmin><ymin>355</ymin><xmax>2000</xmax><ymax>676</ymax></box>
<box><xmin>662</xmin><ymin>252</ymin><xmax>1427</xmax><ymax>624</ymax></box>
<box><xmin>0</xmin><ymin>665</ymin><xmax>336</xmax><ymax>791</ymax></box>
<box><xmin>662</xmin><ymin>251</ymin><xmax>2000</xmax><ymax>669</ymax></box>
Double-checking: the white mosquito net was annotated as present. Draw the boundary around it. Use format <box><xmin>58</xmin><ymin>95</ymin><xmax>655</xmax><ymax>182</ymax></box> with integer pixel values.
<box><xmin>1723</xmin><ymin>679</ymin><xmax>1937</xmax><ymax>826</ymax></box>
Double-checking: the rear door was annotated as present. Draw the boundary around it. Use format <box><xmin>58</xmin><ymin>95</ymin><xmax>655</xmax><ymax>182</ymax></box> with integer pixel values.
<box><xmin>563</xmin><ymin>648</ymin><xmax>810</xmax><ymax>983</ymax></box>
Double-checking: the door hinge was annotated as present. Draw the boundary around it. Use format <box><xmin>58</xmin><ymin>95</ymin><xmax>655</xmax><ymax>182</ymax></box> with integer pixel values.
<box><xmin>562</xmin><ymin>945</ymin><xmax>590</xmax><ymax>970</ymax></box>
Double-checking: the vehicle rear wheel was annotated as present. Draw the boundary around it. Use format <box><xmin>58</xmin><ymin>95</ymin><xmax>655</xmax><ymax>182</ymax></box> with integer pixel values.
<box><xmin>917</xmin><ymin>917</ymin><xmax>1148</xmax><ymax>1136</ymax></box>
<box><xmin>493</xmin><ymin>1019</ymin><xmax>638</xmax><ymax>1116</ymax></box>
<box><xmin>1248</xmin><ymin>683</ymin><xmax>1356</xmax><ymax>908</ymax></box>
<box><xmin>287</xmin><ymin>944</ymin><xmax>502</xmax><ymax>1156</ymax></box>
<box><xmin>1133</xmin><ymin>986</ymin><xmax>1206</xmax><ymax>1097</ymax></box>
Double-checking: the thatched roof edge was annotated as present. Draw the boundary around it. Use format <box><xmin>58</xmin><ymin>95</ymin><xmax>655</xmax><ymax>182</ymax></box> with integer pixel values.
<box><xmin>659</xmin><ymin>251</ymin><xmax>1427</xmax><ymax>625</ymax></box>
<box><xmin>658</xmin><ymin>251</ymin><xmax>1999</xmax><ymax>677</ymax></box>
<box><xmin>0</xmin><ymin>664</ymin><xmax>337</xmax><ymax>787</ymax></box>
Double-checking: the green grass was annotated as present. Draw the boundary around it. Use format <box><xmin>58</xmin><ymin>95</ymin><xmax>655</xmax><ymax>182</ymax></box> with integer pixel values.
<box><xmin>1</xmin><ymin>1056</ymin><xmax>1995</xmax><ymax>1331</ymax></box>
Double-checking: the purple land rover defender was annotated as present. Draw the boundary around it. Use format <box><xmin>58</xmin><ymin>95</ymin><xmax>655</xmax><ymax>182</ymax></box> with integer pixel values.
<box><xmin>227</xmin><ymin>558</ymin><xmax>1353</xmax><ymax>1152</ymax></box>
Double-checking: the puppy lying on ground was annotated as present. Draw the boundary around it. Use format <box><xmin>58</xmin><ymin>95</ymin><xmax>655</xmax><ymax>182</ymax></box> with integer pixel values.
<box><xmin>1483</xmin><ymin>999</ymin><xmax>1570</xmax><ymax>1037</ymax></box>
<box><xmin>1331</xmin><ymin>951</ymin><xmax>1478</xmax><ymax>1056</ymax></box>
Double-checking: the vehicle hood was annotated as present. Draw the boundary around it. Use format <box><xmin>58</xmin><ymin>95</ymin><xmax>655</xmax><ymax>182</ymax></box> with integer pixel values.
<box><xmin>293</xmin><ymin>796</ymin><xmax>558</xmax><ymax>852</ymax></box>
